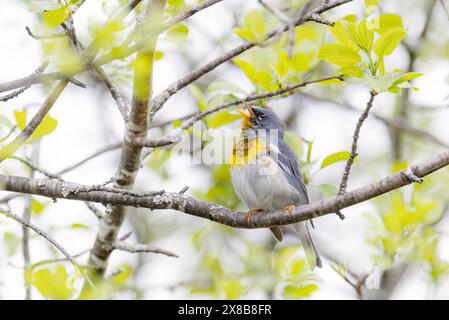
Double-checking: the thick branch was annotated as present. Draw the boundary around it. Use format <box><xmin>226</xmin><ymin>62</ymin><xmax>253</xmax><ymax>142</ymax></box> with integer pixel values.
<box><xmin>1</xmin><ymin>150</ymin><xmax>448</xmax><ymax>228</ymax></box>
<box><xmin>86</xmin><ymin>0</ymin><xmax>166</xmax><ymax>277</ymax></box>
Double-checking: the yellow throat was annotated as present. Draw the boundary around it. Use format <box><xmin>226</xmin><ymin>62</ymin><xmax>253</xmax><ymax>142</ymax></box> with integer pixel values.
<box><xmin>229</xmin><ymin>136</ymin><xmax>268</xmax><ymax>168</ymax></box>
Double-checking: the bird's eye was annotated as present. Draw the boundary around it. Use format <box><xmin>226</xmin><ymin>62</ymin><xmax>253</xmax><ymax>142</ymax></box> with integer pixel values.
<box><xmin>257</xmin><ymin>114</ymin><xmax>265</xmax><ymax>120</ymax></box>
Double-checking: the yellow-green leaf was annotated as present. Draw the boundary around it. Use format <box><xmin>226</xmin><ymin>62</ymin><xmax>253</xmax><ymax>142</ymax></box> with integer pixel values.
<box><xmin>321</xmin><ymin>151</ymin><xmax>352</xmax><ymax>168</ymax></box>
<box><xmin>4</xmin><ymin>232</ymin><xmax>20</xmax><ymax>256</ymax></box>
<box><xmin>43</xmin><ymin>6</ymin><xmax>69</xmax><ymax>28</ymax></box>
<box><xmin>14</xmin><ymin>111</ymin><xmax>27</xmax><ymax>130</ymax></box>
<box><xmin>284</xmin><ymin>283</ymin><xmax>318</xmax><ymax>299</ymax></box>
<box><xmin>32</xmin><ymin>266</ymin><xmax>75</xmax><ymax>300</ymax></box>
<box><xmin>391</xmin><ymin>72</ymin><xmax>423</xmax><ymax>86</ymax></box>
<box><xmin>30</xmin><ymin>114</ymin><xmax>58</xmax><ymax>141</ymax></box>
<box><xmin>374</xmin><ymin>27</ymin><xmax>406</xmax><ymax>57</ymax></box>
<box><xmin>318</xmin><ymin>43</ymin><xmax>361</xmax><ymax>67</ymax></box>
<box><xmin>338</xmin><ymin>66</ymin><xmax>363</xmax><ymax>78</ymax></box>
<box><xmin>32</xmin><ymin>198</ymin><xmax>46</xmax><ymax>215</ymax></box>
<box><xmin>167</xmin><ymin>22</ymin><xmax>189</xmax><ymax>40</ymax></box>
<box><xmin>377</xmin><ymin>14</ymin><xmax>403</xmax><ymax>34</ymax></box>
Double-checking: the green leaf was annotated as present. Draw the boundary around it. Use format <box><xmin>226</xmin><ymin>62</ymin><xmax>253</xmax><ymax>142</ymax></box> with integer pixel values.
<box><xmin>111</xmin><ymin>264</ymin><xmax>133</xmax><ymax>286</ymax></box>
<box><xmin>234</xmin><ymin>10</ymin><xmax>266</xmax><ymax>41</ymax></box>
<box><xmin>154</xmin><ymin>50</ymin><xmax>164</xmax><ymax>61</ymax></box>
<box><xmin>166</xmin><ymin>22</ymin><xmax>189</xmax><ymax>40</ymax></box>
<box><xmin>365</xmin><ymin>0</ymin><xmax>380</xmax><ymax>6</ymax></box>
<box><xmin>168</xmin><ymin>0</ymin><xmax>184</xmax><ymax>5</ymax></box>
<box><xmin>377</xmin><ymin>14</ymin><xmax>403</xmax><ymax>34</ymax></box>
<box><xmin>321</xmin><ymin>151</ymin><xmax>352</xmax><ymax>168</ymax></box>
<box><xmin>338</xmin><ymin>66</ymin><xmax>363</xmax><ymax>78</ymax></box>
<box><xmin>32</xmin><ymin>266</ymin><xmax>75</xmax><ymax>300</ymax></box>
<box><xmin>32</xmin><ymin>198</ymin><xmax>46</xmax><ymax>215</ymax></box>
<box><xmin>14</xmin><ymin>111</ymin><xmax>27</xmax><ymax>130</ymax></box>
<box><xmin>283</xmin><ymin>283</ymin><xmax>318</xmax><ymax>299</ymax></box>
<box><xmin>245</xmin><ymin>10</ymin><xmax>266</xmax><ymax>40</ymax></box>
<box><xmin>374</xmin><ymin>27</ymin><xmax>406</xmax><ymax>57</ymax></box>
<box><xmin>329</xmin><ymin>21</ymin><xmax>358</xmax><ymax>51</ymax></box>
<box><xmin>208</xmin><ymin>111</ymin><xmax>240</xmax><ymax>128</ymax></box>
<box><xmin>318</xmin><ymin>43</ymin><xmax>361</xmax><ymax>67</ymax></box>
<box><xmin>345</xmin><ymin>20</ymin><xmax>373</xmax><ymax>53</ymax></box>
<box><xmin>391</xmin><ymin>72</ymin><xmax>423</xmax><ymax>87</ymax></box>
<box><xmin>71</xmin><ymin>223</ymin><xmax>89</xmax><ymax>229</ymax></box>
<box><xmin>4</xmin><ymin>232</ymin><xmax>20</xmax><ymax>256</ymax></box>
<box><xmin>219</xmin><ymin>278</ymin><xmax>245</xmax><ymax>299</ymax></box>
<box><xmin>43</xmin><ymin>6</ymin><xmax>69</xmax><ymax>28</ymax></box>
<box><xmin>30</xmin><ymin>114</ymin><xmax>58</xmax><ymax>141</ymax></box>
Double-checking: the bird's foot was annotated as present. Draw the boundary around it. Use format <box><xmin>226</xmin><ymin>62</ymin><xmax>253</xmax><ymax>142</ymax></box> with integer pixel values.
<box><xmin>247</xmin><ymin>208</ymin><xmax>265</xmax><ymax>225</ymax></box>
<box><xmin>283</xmin><ymin>205</ymin><xmax>296</xmax><ymax>215</ymax></box>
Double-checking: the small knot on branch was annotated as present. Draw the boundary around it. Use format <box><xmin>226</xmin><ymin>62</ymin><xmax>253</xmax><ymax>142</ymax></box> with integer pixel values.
<box><xmin>401</xmin><ymin>168</ymin><xmax>423</xmax><ymax>184</ymax></box>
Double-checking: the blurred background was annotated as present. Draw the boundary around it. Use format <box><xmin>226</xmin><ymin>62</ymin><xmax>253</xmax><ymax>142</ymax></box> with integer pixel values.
<box><xmin>0</xmin><ymin>0</ymin><xmax>449</xmax><ymax>299</ymax></box>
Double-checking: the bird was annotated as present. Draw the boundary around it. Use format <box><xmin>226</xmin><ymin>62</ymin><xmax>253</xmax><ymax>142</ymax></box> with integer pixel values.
<box><xmin>229</xmin><ymin>105</ymin><xmax>322</xmax><ymax>269</ymax></box>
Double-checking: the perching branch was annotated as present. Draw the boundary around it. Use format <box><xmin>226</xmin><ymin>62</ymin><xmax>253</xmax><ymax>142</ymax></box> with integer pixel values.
<box><xmin>339</xmin><ymin>90</ymin><xmax>378</xmax><ymax>195</ymax></box>
<box><xmin>1</xmin><ymin>150</ymin><xmax>448</xmax><ymax>229</ymax></box>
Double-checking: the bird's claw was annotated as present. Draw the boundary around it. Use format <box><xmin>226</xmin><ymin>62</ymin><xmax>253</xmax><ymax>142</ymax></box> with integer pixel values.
<box><xmin>247</xmin><ymin>209</ymin><xmax>264</xmax><ymax>225</ymax></box>
<box><xmin>283</xmin><ymin>205</ymin><xmax>296</xmax><ymax>215</ymax></box>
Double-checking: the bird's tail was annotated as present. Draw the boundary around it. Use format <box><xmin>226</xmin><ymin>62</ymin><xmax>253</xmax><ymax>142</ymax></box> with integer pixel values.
<box><xmin>292</xmin><ymin>222</ymin><xmax>322</xmax><ymax>270</ymax></box>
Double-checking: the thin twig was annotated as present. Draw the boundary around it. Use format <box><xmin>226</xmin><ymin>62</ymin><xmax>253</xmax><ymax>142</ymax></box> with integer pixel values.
<box><xmin>114</xmin><ymin>241</ymin><xmax>179</xmax><ymax>258</ymax></box>
<box><xmin>0</xmin><ymin>207</ymin><xmax>80</xmax><ymax>270</ymax></box>
<box><xmin>11</xmin><ymin>156</ymin><xmax>62</xmax><ymax>180</ymax></box>
<box><xmin>0</xmin><ymin>62</ymin><xmax>49</xmax><ymax>102</ymax></box>
<box><xmin>0</xmin><ymin>80</ymin><xmax>69</xmax><ymax>163</ymax></box>
<box><xmin>25</xmin><ymin>26</ymin><xmax>66</xmax><ymax>40</ymax></box>
<box><xmin>339</xmin><ymin>90</ymin><xmax>377</xmax><ymax>194</ymax></box>
<box><xmin>149</xmin><ymin>0</ymin><xmax>351</xmax><ymax>117</ymax></box>
<box><xmin>56</xmin><ymin>142</ymin><xmax>122</xmax><ymax>175</ymax></box>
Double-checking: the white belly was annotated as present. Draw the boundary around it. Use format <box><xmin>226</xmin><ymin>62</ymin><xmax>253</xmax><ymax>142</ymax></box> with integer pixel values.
<box><xmin>230</xmin><ymin>155</ymin><xmax>299</xmax><ymax>210</ymax></box>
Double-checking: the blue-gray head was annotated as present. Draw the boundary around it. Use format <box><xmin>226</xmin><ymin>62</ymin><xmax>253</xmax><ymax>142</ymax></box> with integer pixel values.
<box><xmin>238</xmin><ymin>105</ymin><xmax>285</xmax><ymax>137</ymax></box>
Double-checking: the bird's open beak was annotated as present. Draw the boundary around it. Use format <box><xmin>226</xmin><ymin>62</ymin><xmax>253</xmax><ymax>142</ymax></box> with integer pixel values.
<box><xmin>237</xmin><ymin>105</ymin><xmax>255</xmax><ymax>127</ymax></box>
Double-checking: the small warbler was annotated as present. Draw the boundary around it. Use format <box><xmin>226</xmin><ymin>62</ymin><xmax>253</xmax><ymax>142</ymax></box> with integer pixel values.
<box><xmin>229</xmin><ymin>105</ymin><xmax>322</xmax><ymax>269</ymax></box>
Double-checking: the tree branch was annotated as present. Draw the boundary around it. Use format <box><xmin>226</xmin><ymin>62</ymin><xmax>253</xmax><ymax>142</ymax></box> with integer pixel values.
<box><xmin>1</xmin><ymin>150</ymin><xmax>448</xmax><ymax>229</ymax></box>
<box><xmin>339</xmin><ymin>90</ymin><xmax>377</xmax><ymax>194</ymax></box>
<box><xmin>136</xmin><ymin>75</ymin><xmax>344</xmax><ymax>147</ymax></box>
<box><xmin>0</xmin><ymin>62</ymin><xmax>49</xmax><ymax>102</ymax></box>
<box><xmin>149</xmin><ymin>0</ymin><xmax>353</xmax><ymax>117</ymax></box>
<box><xmin>0</xmin><ymin>80</ymin><xmax>69</xmax><ymax>163</ymax></box>
<box><xmin>0</xmin><ymin>207</ymin><xmax>79</xmax><ymax>270</ymax></box>
<box><xmin>114</xmin><ymin>241</ymin><xmax>178</xmax><ymax>258</ymax></box>
<box><xmin>0</xmin><ymin>0</ymin><xmax>222</xmax><ymax>94</ymax></box>
<box><xmin>85</xmin><ymin>0</ymin><xmax>166</xmax><ymax>278</ymax></box>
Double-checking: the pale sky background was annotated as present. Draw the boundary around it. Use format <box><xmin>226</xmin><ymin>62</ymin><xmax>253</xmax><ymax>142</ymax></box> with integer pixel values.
<box><xmin>0</xmin><ymin>0</ymin><xmax>449</xmax><ymax>299</ymax></box>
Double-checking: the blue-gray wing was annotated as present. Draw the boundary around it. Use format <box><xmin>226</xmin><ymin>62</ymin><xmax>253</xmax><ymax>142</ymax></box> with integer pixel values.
<box><xmin>276</xmin><ymin>141</ymin><xmax>309</xmax><ymax>205</ymax></box>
